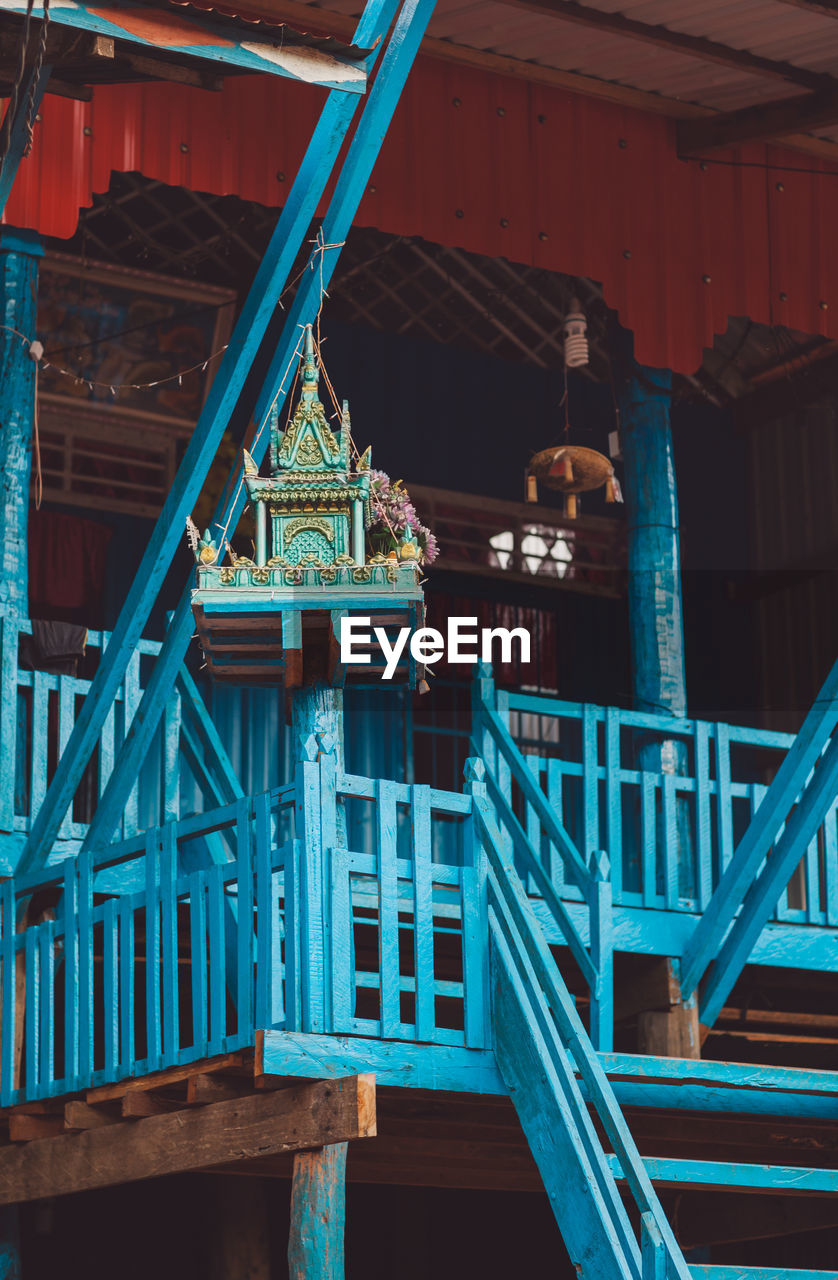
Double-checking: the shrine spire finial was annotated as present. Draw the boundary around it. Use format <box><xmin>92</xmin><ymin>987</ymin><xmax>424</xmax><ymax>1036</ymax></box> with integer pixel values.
<box><xmin>300</xmin><ymin>324</ymin><xmax>320</xmax><ymax>401</ymax></box>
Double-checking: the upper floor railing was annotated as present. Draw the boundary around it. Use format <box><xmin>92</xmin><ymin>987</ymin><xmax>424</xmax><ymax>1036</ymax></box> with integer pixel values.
<box><xmin>477</xmin><ymin>675</ymin><xmax>836</xmax><ymax>928</ymax></box>
<box><xmin>0</xmin><ymin>615</ymin><xmax>244</xmax><ymax>872</ymax></box>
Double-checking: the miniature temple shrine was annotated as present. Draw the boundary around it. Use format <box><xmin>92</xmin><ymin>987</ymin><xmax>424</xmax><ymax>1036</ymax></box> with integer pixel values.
<box><xmin>191</xmin><ymin>325</ymin><xmax>425</xmax><ymax>688</ymax></box>
<box><xmin>2</xmin><ymin>1</ymin><xmax>838</xmax><ymax>1278</ymax></box>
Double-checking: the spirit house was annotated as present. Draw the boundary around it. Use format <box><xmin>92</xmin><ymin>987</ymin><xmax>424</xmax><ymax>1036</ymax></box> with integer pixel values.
<box><xmin>190</xmin><ymin>326</ymin><xmax>425</xmax><ymax>686</ymax></box>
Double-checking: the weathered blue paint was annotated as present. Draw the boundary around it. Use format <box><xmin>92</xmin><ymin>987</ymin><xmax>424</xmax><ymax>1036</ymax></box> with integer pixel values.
<box><xmin>487</xmin><ymin>862</ymin><xmax>688</xmax><ymax>1277</ymax></box>
<box><xmin>608</xmin><ymin>1153</ymin><xmax>838</xmax><ymax>1193</ymax></box>
<box><xmin>617</xmin><ymin>361</ymin><xmax>686</xmax><ymax>723</ymax></box>
<box><xmin>53</xmin><ymin>0</ymin><xmax>428</xmax><ymax>868</ymax></box>
<box><xmin>700</xmin><ymin>727</ymin><xmax>838</xmax><ymax>1025</ymax></box>
<box><xmin>681</xmin><ymin>653</ymin><xmax>838</xmax><ymax>1018</ymax></box>
<box><xmin>259</xmin><ymin>1030</ymin><xmax>505</xmax><ymax>1093</ymax></box>
<box><xmin>690</xmin><ymin>1269</ymin><xmax>838</xmax><ymax>1280</ymax></box>
<box><xmin>288</xmin><ymin>1142</ymin><xmax>348</xmax><ymax>1280</ymax></box>
<box><xmin>0</xmin><ymin>229</ymin><xmax>42</xmax><ymax>620</ymax></box>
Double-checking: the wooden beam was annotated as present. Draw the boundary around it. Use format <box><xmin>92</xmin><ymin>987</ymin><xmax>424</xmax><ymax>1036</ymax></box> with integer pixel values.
<box><xmin>678</xmin><ymin>88</ymin><xmax>838</xmax><ymax>152</ymax></box>
<box><xmin>8</xmin><ymin>1114</ymin><xmax>63</xmax><ymax>1141</ymax></box>
<box><xmin>0</xmin><ymin>1075</ymin><xmax>375</xmax><ymax>1204</ymax></box>
<box><xmin>496</xmin><ymin>0</ymin><xmax>832</xmax><ymax>90</ymax></box>
<box><xmin>121</xmin><ymin>1091</ymin><xmax>184</xmax><ymax>1118</ymax></box>
<box><xmin>187</xmin><ymin>1073</ymin><xmax>249</xmax><ymax>1105</ymax></box>
<box><xmin>288</xmin><ymin>1144</ymin><xmax>348</xmax><ymax>1280</ymax></box>
<box><xmin>64</xmin><ymin>1101</ymin><xmax>118</xmax><ymax>1131</ymax></box>
<box><xmin>122</xmin><ymin>50</ymin><xmax>223</xmax><ymax>91</ymax></box>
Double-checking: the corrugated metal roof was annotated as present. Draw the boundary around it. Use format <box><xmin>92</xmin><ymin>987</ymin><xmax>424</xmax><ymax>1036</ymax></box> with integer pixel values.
<box><xmin>299</xmin><ymin>0</ymin><xmax>838</xmax><ymax>120</ymax></box>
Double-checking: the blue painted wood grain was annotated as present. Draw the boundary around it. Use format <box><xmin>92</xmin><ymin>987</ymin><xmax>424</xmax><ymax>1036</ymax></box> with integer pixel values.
<box><xmin>288</xmin><ymin>1142</ymin><xmax>348</xmax><ymax>1280</ymax></box>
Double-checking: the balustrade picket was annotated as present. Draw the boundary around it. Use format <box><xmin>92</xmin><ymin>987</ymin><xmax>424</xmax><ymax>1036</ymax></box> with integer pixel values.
<box><xmin>189</xmin><ymin>870</ymin><xmax>208</xmax><ymax>1057</ymax></box>
<box><xmin>102</xmin><ymin>899</ymin><xmax>119</xmax><ymax>1080</ymax></box>
<box><xmin>605</xmin><ymin>708</ymin><xmax>622</xmax><ymax>900</ymax></box>
<box><xmin>377</xmin><ymin>779</ymin><xmax>401</xmax><ymax>1039</ymax></box>
<box><xmin>79</xmin><ymin>850</ymin><xmax>94</xmax><ymax>1084</ymax></box>
<box><xmin>329</xmin><ymin>844</ymin><xmax>353</xmax><ymax>1032</ymax></box>
<box><xmin>825</xmin><ymin>802</ymin><xmax>838</xmax><ymax>926</ymax></box>
<box><xmin>254</xmin><ymin>792</ymin><xmax>273</xmax><ymax>1030</ymax></box>
<box><xmin>39</xmin><ymin>923</ymin><xmax>55</xmax><ymax>1095</ymax></box>
<box><xmin>235</xmin><ymin>799</ymin><xmax>254</xmax><ymax>1041</ymax></box>
<box><xmin>144</xmin><ymin>830</ymin><xmax>162</xmax><ymax>1072</ymax></box>
<box><xmin>160</xmin><ymin>825</ymin><xmax>179</xmax><ymax>1064</ymax></box>
<box><xmin>24</xmin><ymin>929</ymin><xmax>37</xmax><ymax>1097</ymax></box>
<box><xmin>695</xmin><ymin>721</ymin><xmax>712</xmax><ymax>909</ymax></box>
<box><xmin>0</xmin><ymin>882</ymin><xmax>13</xmax><ymax>1107</ymax></box>
<box><xmin>118</xmin><ymin>896</ymin><xmax>135</xmax><ymax>1078</ymax></box>
<box><xmin>715</xmin><ymin>723</ymin><xmax>734</xmax><ymax>877</ymax></box>
<box><xmin>207</xmin><ymin>861</ymin><xmax>226</xmax><ymax>1056</ymax></box>
<box><xmin>63</xmin><ymin>858</ymin><xmax>79</xmax><ymax>1094</ymax></box>
<box><xmin>411</xmin><ymin>784</ymin><xmax>435</xmax><ymax>1043</ymax></box>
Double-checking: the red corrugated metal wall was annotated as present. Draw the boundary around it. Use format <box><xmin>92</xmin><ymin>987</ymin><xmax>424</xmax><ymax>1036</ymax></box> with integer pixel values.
<box><xmin>5</xmin><ymin>55</ymin><xmax>838</xmax><ymax>372</ymax></box>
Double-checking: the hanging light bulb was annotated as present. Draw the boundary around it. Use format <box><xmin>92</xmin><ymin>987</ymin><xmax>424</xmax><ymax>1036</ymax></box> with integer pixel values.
<box><xmin>563</xmin><ymin>297</ymin><xmax>589</xmax><ymax>369</ymax></box>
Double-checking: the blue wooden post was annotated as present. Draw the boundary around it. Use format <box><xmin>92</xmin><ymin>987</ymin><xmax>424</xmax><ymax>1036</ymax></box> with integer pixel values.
<box><xmin>292</xmin><ymin>684</ymin><xmax>344</xmax><ymax>1034</ymax></box>
<box><xmin>288</xmin><ymin>1143</ymin><xmax>348</xmax><ymax>1280</ymax></box>
<box><xmin>617</xmin><ymin>343</ymin><xmax>697</xmax><ymax>1055</ymax></box>
<box><xmin>617</xmin><ymin>358</ymin><xmax>686</xmax><ymax>728</ymax></box>
<box><xmin>0</xmin><ymin>228</ymin><xmax>42</xmax><ymax>620</ymax></box>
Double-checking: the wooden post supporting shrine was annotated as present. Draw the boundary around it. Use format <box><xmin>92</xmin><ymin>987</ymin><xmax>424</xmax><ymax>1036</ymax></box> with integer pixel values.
<box><xmin>617</xmin><ymin>347</ymin><xmax>698</xmax><ymax>1058</ymax></box>
<box><xmin>0</xmin><ymin>227</ymin><xmax>41</xmax><ymax>620</ymax></box>
<box><xmin>288</xmin><ymin>1143</ymin><xmax>349</xmax><ymax>1280</ymax></box>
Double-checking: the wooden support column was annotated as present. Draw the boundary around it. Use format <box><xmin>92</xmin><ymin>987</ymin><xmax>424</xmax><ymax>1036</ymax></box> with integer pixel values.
<box><xmin>635</xmin><ymin>959</ymin><xmax>700</xmax><ymax>1060</ymax></box>
<box><xmin>0</xmin><ymin>228</ymin><xmax>42</xmax><ymax>620</ymax></box>
<box><xmin>288</xmin><ymin>1143</ymin><xmax>348</xmax><ymax>1280</ymax></box>
<box><xmin>617</xmin><ymin>341</ymin><xmax>697</xmax><ymax>1057</ymax></box>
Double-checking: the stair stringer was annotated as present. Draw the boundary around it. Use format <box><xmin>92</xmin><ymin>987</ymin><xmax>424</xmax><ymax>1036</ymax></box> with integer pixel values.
<box><xmin>490</xmin><ymin>914</ymin><xmax>639</xmax><ymax>1280</ymax></box>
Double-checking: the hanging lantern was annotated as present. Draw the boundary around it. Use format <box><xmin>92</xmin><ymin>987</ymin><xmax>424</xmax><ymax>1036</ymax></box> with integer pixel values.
<box><xmin>526</xmin><ymin>444</ymin><xmax>620</xmax><ymax>519</ymax></box>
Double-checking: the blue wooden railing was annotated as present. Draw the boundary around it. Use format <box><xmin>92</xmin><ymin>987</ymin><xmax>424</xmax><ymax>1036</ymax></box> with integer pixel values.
<box><xmin>2</xmin><ymin>753</ymin><xmax>489</xmax><ymax>1104</ymax></box>
<box><xmin>475</xmin><ymin>672</ymin><xmax>838</xmax><ymax>928</ymax></box>
<box><xmin>1</xmin><ymin>618</ymin><xmax>244</xmax><ymax>870</ymax></box>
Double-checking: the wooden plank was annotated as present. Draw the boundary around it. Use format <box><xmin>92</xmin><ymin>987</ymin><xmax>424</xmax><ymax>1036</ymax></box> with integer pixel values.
<box><xmin>8</xmin><ymin>1113</ymin><xmax>63</xmax><ymax>1141</ymax></box>
<box><xmin>121</xmin><ymin>1091</ymin><xmax>184</xmax><ymax>1118</ymax></box>
<box><xmin>0</xmin><ymin>1075</ymin><xmax>376</xmax><ymax>1204</ymax></box>
<box><xmin>186</xmin><ymin>1073</ymin><xmax>248</xmax><ymax>1106</ymax></box>
<box><xmin>257</xmin><ymin>1030</ymin><xmax>505</xmax><ymax>1095</ymax></box>
<box><xmin>288</xmin><ymin>1143</ymin><xmax>348</xmax><ymax>1280</ymax></box>
<box><xmin>607</xmin><ymin>1153</ymin><xmax>838</xmax><ymax>1194</ymax></box>
<box><xmin>86</xmin><ymin>1050</ymin><xmax>250</xmax><ymax>1104</ymax></box>
<box><xmin>64</xmin><ymin>1101</ymin><xmax>117</xmax><ymax>1131</ymax></box>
